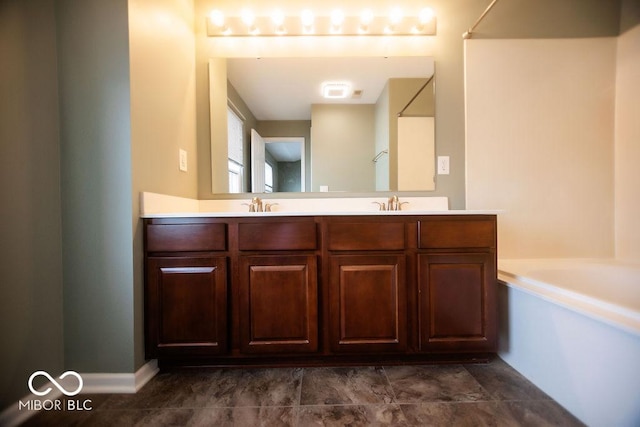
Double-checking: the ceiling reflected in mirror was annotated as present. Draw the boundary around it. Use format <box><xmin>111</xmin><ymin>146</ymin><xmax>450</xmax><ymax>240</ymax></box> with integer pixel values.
<box><xmin>227</xmin><ymin>56</ymin><xmax>434</xmax><ymax>121</ymax></box>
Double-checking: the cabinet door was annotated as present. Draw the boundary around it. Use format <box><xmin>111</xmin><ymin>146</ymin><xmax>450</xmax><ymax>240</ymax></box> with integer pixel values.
<box><xmin>329</xmin><ymin>255</ymin><xmax>407</xmax><ymax>353</ymax></box>
<box><xmin>418</xmin><ymin>253</ymin><xmax>496</xmax><ymax>352</ymax></box>
<box><xmin>239</xmin><ymin>255</ymin><xmax>318</xmax><ymax>354</ymax></box>
<box><xmin>146</xmin><ymin>256</ymin><xmax>227</xmax><ymax>358</ymax></box>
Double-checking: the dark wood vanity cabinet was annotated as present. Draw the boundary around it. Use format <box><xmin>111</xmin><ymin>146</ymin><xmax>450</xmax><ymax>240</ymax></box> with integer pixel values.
<box><xmin>145</xmin><ymin>221</ymin><xmax>229</xmax><ymax>358</ymax></box>
<box><xmin>238</xmin><ymin>255</ymin><xmax>318</xmax><ymax>354</ymax></box>
<box><xmin>144</xmin><ymin>214</ymin><xmax>497</xmax><ymax>366</ymax></box>
<box><xmin>417</xmin><ymin>217</ymin><xmax>497</xmax><ymax>353</ymax></box>
<box><xmin>325</xmin><ymin>220</ymin><xmax>407</xmax><ymax>353</ymax></box>
<box><xmin>237</xmin><ymin>220</ymin><xmax>319</xmax><ymax>354</ymax></box>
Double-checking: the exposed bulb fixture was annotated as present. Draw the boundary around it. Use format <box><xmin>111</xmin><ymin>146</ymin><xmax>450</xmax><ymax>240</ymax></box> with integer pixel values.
<box><xmin>209</xmin><ymin>9</ymin><xmax>224</xmax><ymax>27</ymax></box>
<box><xmin>271</xmin><ymin>9</ymin><xmax>285</xmax><ymax>26</ymax></box>
<box><xmin>412</xmin><ymin>7</ymin><xmax>435</xmax><ymax>33</ymax></box>
<box><xmin>205</xmin><ymin>7</ymin><xmax>436</xmax><ymax>37</ymax></box>
<box><xmin>419</xmin><ymin>7</ymin><xmax>435</xmax><ymax>23</ymax></box>
<box><xmin>358</xmin><ymin>8</ymin><xmax>374</xmax><ymax>34</ymax></box>
<box><xmin>240</xmin><ymin>8</ymin><xmax>255</xmax><ymax>26</ymax></box>
<box><xmin>209</xmin><ymin>9</ymin><xmax>231</xmax><ymax>35</ymax></box>
<box><xmin>360</xmin><ymin>9</ymin><xmax>374</xmax><ymax>25</ymax></box>
<box><xmin>389</xmin><ymin>7</ymin><xmax>403</xmax><ymax>24</ymax></box>
<box><xmin>271</xmin><ymin>9</ymin><xmax>286</xmax><ymax>34</ymax></box>
<box><xmin>301</xmin><ymin>9</ymin><xmax>315</xmax><ymax>34</ymax></box>
<box><xmin>240</xmin><ymin>8</ymin><xmax>259</xmax><ymax>35</ymax></box>
<box><xmin>330</xmin><ymin>9</ymin><xmax>344</xmax><ymax>33</ymax></box>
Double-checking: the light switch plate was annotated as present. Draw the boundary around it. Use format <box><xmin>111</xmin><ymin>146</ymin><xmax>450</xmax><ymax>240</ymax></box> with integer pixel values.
<box><xmin>179</xmin><ymin>149</ymin><xmax>188</xmax><ymax>172</ymax></box>
<box><xmin>437</xmin><ymin>156</ymin><xmax>450</xmax><ymax>175</ymax></box>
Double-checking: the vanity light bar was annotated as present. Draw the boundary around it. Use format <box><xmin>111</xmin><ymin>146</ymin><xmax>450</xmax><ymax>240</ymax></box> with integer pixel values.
<box><xmin>207</xmin><ymin>8</ymin><xmax>436</xmax><ymax>37</ymax></box>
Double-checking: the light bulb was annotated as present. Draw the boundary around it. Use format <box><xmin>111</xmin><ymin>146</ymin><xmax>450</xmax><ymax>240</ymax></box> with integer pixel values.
<box><xmin>272</xmin><ymin>9</ymin><xmax>285</xmax><ymax>26</ymax></box>
<box><xmin>209</xmin><ymin>9</ymin><xmax>225</xmax><ymax>27</ymax></box>
<box><xmin>241</xmin><ymin>8</ymin><xmax>255</xmax><ymax>26</ymax></box>
<box><xmin>330</xmin><ymin>9</ymin><xmax>344</xmax><ymax>26</ymax></box>
<box><xmin>389</xmin><ymin>7</ymin><xmax>403</xmax><ymax>24</ymax></box>
<box><xmin>301</xmin><ymin>9</ymin><xmax>314</xmax><ymax>34</ymax></box>
<box><xmin>360</xmin><ymin>8</ymin><xmax>374</xmax><ymax>25</ymax></box>
<box><xmin>419</xmin><ymin>7</ymin><xmax>434</xmax><ymax>24</ymax></box>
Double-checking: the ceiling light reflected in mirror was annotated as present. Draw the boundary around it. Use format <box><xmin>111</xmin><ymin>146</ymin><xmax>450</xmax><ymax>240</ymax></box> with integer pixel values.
<box><xmin>322</xmin><ymin>82</ymin><xmax>352</xmax><ymax>99</ymax></box>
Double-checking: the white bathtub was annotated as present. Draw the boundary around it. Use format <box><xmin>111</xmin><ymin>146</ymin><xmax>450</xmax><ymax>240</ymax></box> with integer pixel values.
<box><xmin>498</xmin><ymin>258</ymin><xmax>640</xmax><ymax>427</ymax></box>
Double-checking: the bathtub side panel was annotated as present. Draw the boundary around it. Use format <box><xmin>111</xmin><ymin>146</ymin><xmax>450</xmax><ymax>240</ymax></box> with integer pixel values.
<box><xmin>498</xmin><ymin>283</ymin><xmax>640</xmax><ymax>427</ymax></box>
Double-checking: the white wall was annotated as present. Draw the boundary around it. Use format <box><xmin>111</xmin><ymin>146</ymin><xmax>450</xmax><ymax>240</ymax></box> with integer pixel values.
<box><xmin>614</xmin><ymin>24</ymin><xmax>640</xmax><ymax>262</ymax></box>
<box><xmin>465</xmin><ymin>38</ymin><xmax>616</xmax><ymax>258</ymax></box>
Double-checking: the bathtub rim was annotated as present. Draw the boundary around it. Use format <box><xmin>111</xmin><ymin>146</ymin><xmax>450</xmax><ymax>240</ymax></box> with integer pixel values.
<box><xmin>498</xmin><ymin>258</ymin><xmax>640</xmax><ymax>338</ymax></box>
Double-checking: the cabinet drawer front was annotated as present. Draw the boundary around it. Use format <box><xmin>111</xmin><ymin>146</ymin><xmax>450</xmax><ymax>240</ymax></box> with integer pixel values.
<box><xmin>147</xmin><ymin>223</ymin><xmax>227</xmax><ymax>252</ymax></box>
<box><xmin>327</xmin><ymin>222</ymin><xmax>405</xmax><ymax>251</ymax></box>
<box><xmin>418</xmin><ymin>218</ymin><xmax>496</xmax><ymax>249</ymax></box>
<box><xmin>238</xmin><ymin>221</ymin><xmax>317</xmax><ymax>250</ymax></box>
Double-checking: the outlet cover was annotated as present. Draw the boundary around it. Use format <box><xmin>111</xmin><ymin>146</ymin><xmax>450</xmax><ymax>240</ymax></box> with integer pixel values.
<box><xmin>437</xmin><ymin>156</ymin><xmax>450</xmax><ymax>175</ymax></box>
<box><xmin>179</xmin><ymin>149</ymin><xmax>188</xmax><ymax>172</ymax></box>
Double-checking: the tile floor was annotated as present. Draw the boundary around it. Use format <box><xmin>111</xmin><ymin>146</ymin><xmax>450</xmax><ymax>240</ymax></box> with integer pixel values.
<box><xmin>23</xmin><ymin>357</ymin><xmax>584</xmax><ymax>426</ymax></box>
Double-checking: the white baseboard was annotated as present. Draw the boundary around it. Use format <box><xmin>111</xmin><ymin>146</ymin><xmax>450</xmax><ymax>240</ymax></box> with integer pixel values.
<box><xmin>0</xmin><ymin>359</ymin><xmax>158</xmax><ymax>427</ymax></box>
<box><xmin>81</xmin><ymin>359</ymin><xmax>159</xmax><ymax>394</ymax></box>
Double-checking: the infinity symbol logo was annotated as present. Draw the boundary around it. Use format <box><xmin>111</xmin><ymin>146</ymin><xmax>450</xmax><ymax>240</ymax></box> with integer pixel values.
<box><xmin>28</xmin><ymin>371</ymin><xmax>83</xmax><ymax>397</ymax></box>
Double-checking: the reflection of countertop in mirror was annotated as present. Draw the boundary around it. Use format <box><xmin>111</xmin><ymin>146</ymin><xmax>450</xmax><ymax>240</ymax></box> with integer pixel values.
<box><xmin>140</xmin><ymin>192</ymin><xmax>502</xmax><ymax>218</ymax></box>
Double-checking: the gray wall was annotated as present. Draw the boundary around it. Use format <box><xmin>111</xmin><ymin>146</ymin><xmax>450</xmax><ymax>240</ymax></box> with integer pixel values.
<box><xmin>0</xmin><ymin>0</ymin><xmax>64</xmax><ymax>409</ymax></box>
<box><xmin>311</xmin><ymin>104</ymin><xmax>376</xmax><ymax>192</ymax></box>
<box><xmin>57</xmin><ymin>0</ymin><xmax>135</xmax><ymax>373</ymax></box>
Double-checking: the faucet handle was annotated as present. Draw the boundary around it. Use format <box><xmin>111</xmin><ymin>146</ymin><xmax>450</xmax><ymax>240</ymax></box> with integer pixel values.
<box><xmin>242</xmin><ymin>202</ymin><xmax>256</xmax><ymax>212</ymax></box>
<box><xmin>372</xmin><ymin>201</ymin><xmax>386</xmax><ymax>211</ymax></box>
<box><xmin>398</xmin><ymin>201</ymin><xmax>409</xmax><ymax>211</ymax></box>
<box><xmin>264</xmin><ymin>202</ymin><xmax>278</xmax><ymax>212</ymax></box>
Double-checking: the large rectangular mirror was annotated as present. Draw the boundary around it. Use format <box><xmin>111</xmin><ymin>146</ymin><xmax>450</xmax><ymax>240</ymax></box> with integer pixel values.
<box><xmin>209</xmin><ymin>56</ymin><xmax>435</xmax><ymax>194</ymax></box>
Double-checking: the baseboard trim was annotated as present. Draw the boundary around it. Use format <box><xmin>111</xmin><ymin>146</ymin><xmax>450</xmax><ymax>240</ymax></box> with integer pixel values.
<box><xmin>0</xmin><ymin>359</ymin><xmax>158</xmax><ymax>427</ymax></box>
<box><xmin>81</xmin><ymin>359</ymin><xmax>158</xmax><ymax>394</ymax></box>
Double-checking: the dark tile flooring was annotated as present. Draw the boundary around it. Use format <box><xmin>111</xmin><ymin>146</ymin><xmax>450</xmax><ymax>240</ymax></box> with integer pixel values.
<box><xmin>23</xmin><ymin>357</ymin><xmax>583</xmax><ymax>426</ymax></box>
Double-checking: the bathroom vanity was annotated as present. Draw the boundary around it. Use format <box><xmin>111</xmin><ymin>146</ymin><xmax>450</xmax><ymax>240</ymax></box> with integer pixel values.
<box><xmin>143</xmin><ymin>213</ymin><xmax>497</xmax><ymax>367</ymax></box>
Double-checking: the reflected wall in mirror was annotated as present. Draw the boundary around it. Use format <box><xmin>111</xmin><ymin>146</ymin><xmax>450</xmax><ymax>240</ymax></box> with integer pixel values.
<box><xmin>209</xmin><ymin>56</ymin><xmax>435</xmax><ymax>194</ymax></box>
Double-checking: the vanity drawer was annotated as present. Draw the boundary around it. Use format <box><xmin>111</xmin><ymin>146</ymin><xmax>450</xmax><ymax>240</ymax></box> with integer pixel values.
<box><xmin>418</xmin><ymin>217</ymin><xmax>496</xmax><ymax>249</ymax></box>
<box><xmin>327</xmin><ymin>222</ymin><xmax>405</xmax><ymax>251</ymax></box>
<box><xmin>146</xmin><ymin>223</ymin><xmax>227</xmax><ymax>252</ymax></box>
<box><xmin>238</xmin><ymin>221</ymin><xmax>317</xmax><ymax>250</ymax></box>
